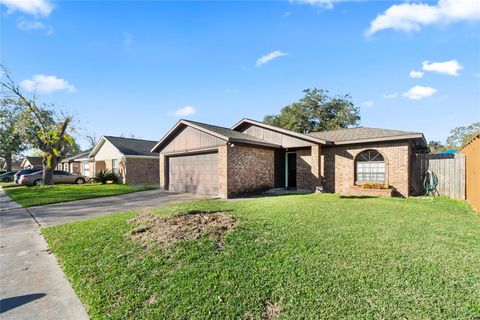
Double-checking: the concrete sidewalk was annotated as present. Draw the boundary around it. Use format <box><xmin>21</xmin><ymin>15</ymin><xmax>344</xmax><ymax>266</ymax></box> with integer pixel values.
<box><xmin>1</xmin><ymin>188</ymin><xmax>205</xmax><ymax>319</ymax></box>
<box><xmin>0</xmin><ymin>189</ymin><xmax>89</xmax><ymax>319</ymax></box>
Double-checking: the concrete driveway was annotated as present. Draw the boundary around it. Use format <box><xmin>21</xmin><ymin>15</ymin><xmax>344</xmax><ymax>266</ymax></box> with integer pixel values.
<box><xmin>0</xmin><ymin>188</ymin><xmax>206</xmax><ymax>319</ymax></box>
<box><xmin>28</xmin><ymin>189</ymin><xmax>207</xmax><ymax>227</ymax></box>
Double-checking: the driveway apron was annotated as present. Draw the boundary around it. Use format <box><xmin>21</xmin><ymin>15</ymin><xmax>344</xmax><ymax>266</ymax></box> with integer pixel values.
<box><xmin>1</xmin><ymin>188</ymin><xmax>206</xmax><ymax>319</ymax></box>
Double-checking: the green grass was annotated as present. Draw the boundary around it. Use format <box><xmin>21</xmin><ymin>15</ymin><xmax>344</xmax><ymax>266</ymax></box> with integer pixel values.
<box><xmin>0</xmin><ymin>181</ymin><xmax>17</xmax><ymax>188</ymax></box>
<box><xmin>43</xmin><ymin>195</ymin><xmax>480</xmax><ymax>319</ymax></box>
<box><xmin>4</xmin><ymin>183</ymin><xmax>158</xmax><ymax>207</ymax></box>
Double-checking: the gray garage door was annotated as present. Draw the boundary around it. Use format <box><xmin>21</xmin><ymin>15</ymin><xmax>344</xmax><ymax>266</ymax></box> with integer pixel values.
<box><xmin>168</xmin><ymin>152</ymin><xmax>218</xmax><ymax>196</ymax></box>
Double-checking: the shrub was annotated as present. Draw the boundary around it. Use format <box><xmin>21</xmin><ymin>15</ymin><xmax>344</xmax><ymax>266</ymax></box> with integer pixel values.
<box><xmin>93</xmin><ymin>169</ymin><xmax>118</xmax><ymax>184</ymax></box>
<box><xmin>359</xmin><ymin>182</ymin><xmax>391</xmax><ymax>189</ymax></box>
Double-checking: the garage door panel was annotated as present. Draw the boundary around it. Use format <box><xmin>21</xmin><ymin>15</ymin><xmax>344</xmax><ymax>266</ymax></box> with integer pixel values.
<box><xmin>168</xmin><ymin>152</ymin><xmax>218</xmax><ymax>196</ymax></box>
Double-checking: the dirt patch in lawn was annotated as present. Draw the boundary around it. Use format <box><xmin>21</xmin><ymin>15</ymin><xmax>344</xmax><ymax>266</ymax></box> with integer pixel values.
<box><xmin>262</xmin><ymin>301</ymin><xmax>281</xmax><ymax>320</ymax></box>
<box><xmin>129</xmin><ymin>211</ymin><xmax>236</xmax><ymax>249</ymax></box>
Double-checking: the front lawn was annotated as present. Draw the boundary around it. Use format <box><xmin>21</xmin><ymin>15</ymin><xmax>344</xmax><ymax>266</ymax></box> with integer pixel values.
<box><xmin>4</xmin><ymin>183</ymin><xmax>158</xmax><ymax>207</ymax></box>
<box><xmin>0</xmin><ymin>181</ymin><xmax>18</xmax><ymax>188</ymax></box>
<box><xmin>43</xmin><ymin>195</ymin><xmax>480</xmax><ymax>319</ymax></box>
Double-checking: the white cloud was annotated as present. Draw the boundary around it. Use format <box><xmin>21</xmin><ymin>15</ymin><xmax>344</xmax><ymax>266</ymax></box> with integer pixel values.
<box><xmin>361</xmin><ymin>100</ymin><xmax>373</xmax><ymax>108</ymax></box>
<box><xmin>256</xmin><ymin>50</ymin><xmax>287</xmax><ymax>67</ymax></box>
<box><xmin>422</xmin><ymin>59</ymin><xmax>463</xmax><ymax>76</ymax></box>
<box><xmin>172</xmin><ymin>106</ymin><xmax>196</xmax><ymax>117</ymax></box>
<box><xmin>403</xmin><ymin>85</ymin><xmax>437</xmax><ymax>100</ymax></box>
<box><xmin>474</xmin><ymin>73</ymin><xmax>480</xmax><ymax>78</ymax></box>
<box><xmin>20</xmin><ymin>75</ymin><xmax>76</xmax><ymax>94</ymax></box>
<box><xmin>382</xmin><ymin>92</ymin><xmax>398</xmax><ymax>99</ymax></box>
<box><xmin>409</xmin><ymin>70</ymin><xmax>424</xmax><ymax>78</ymax></box>
<box><xmin>293</xmin><ymin>0</ymin><xmax>336</xmax><ymax>9</ymax></box>
<box><xmin>366</xmin><ymin>0</ymin><xmax>480</xmax><ymax>36</ymax></box>
<box><xmin>0</xmin><ymin>0</ymin><xmax>53</xmax><ymax>16</ymax></box>
<box><xmin>17</xmin><ymin>18</ymin><xmax>53</xmax><ymax>34</ymax></box>
<box><xmin>17</xmin><ymin>19</ymin><xmax>44</xmax><ymax>30</ymax></box>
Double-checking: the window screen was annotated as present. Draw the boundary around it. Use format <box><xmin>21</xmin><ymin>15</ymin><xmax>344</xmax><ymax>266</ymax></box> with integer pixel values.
<box><xmin>355</xmin><ymin>150</ymin><xmax>385</xmax><ymax>183</ymax></box>
<box><xmin>112</xmin><ymin>159</ymin><xmax>119</xmax><ymax>174</ymax></box>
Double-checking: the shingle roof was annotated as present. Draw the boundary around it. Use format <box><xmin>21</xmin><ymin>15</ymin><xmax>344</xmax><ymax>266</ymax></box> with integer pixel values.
<box><xmin>308</xmin><ymin>127</ymin><xmax>424</xmax><ymax>144</ymax></box>
<box><xmin>103</xmin><ymin>136</ymin><xmax>159</xmax><ymax>156</ymax></box>
<box><xmin>61</xmin><ymin>150</ymin><xmax>91</xmax><ymax>162</ymax></box>
<box><xmin>25</xmin><ymin>156</ymin><xmax>43</xmax><ymax>166</ymax></box>
<box><xmin>184</xmin><ymin>120</ymin><xmax>280</xmax><ymax>146</ymax></box>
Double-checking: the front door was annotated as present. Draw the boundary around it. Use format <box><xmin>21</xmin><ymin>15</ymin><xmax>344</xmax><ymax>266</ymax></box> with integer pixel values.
<box><xmin>286</xmin><ymin>152</ymin><xmax>297</xmax><ymax>189</ymax></box>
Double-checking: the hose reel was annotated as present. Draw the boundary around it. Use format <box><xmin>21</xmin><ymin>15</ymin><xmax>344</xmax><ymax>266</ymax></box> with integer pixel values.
<box><xmin>423</xmin><ymin>169</ymin><xmax>439</xmax><ymax>196</ymax></box>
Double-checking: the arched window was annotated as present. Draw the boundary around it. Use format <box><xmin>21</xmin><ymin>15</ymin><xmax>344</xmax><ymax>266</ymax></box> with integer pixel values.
<box><xmin>355</xmin><ymin>149</ymin><xmax>385</xmax><ymax>183</ymax></box>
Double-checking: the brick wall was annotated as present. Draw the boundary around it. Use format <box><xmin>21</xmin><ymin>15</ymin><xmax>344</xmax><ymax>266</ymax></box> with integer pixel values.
<box><xmin>218</xmin><ymin>145</ymin><xmax>228</xmax><ymax>198</ymax></box>
<box><xmin>296</xmin><ymin>145</ymin><xmax>322</xmax><ymax>191</ymax></box>
<box><xmin>321</xmin><ymin>142</ymin><xmax>411</xmax><ymax>196</ymax></box>
<box><xmin>88</xmin><ymin>161</ymin><xmax>106</xmax><ymax>177</ymax></box>
<box><xmin>226</xmin><ymin>144</ymin><xmax>274</xmax><ymax>197</ymax></box>
<box><xmin>125</xmin><ymin>158</ymin><xmax>159</xmax><ymax>185</ymax></box>
<box><xmin>159</xmin><ymin>154</ymin><xmax>166</xmax><ymax>189</ymax></box>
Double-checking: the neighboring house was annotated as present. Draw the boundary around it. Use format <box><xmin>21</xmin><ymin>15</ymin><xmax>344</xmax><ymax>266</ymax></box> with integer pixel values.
<box><xmin>21</xmin><ymin>156</ymin><xmax>43</xmax><ymax>169</ymax></box>
<box><xmin>2</xmin><ymin>160</ymin><xmax>22</xmax><ymax>171</ymax></box>
<box><xmin>89</xmin><ymin>136</ymin><xmax>159</xmax><ymax>184</ymax></box>
<box><xmin>152</xmin><ymin>119</ymin><xmax>427</xmax><ymax>198</ymax></box>
<box><xmin>58</xmin><ymin>150</ymin><xmax>91</xmax><ymax>175</ymax></box>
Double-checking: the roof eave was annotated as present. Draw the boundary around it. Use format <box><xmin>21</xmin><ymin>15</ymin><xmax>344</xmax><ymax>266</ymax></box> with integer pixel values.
<box><xmin>331</xmin><ymin>133</ymin><xmax>426</xmax><ymax>146</ymax></box>
<box><xmin>231</xmin><ymin>118</ymin><xmax>328</xmax><ymax>145</ymax></box>
<box><xmin>228</xmin><ymin>137</ymin><xmax>281</xmax><ymax>148</ymax></box>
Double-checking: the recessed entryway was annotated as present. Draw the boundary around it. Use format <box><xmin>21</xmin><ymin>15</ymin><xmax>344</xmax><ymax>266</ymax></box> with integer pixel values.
<box><xmin>286</xmin><ymin>152</ymin><xmax>297</xmax><ymax>189</ymax></box>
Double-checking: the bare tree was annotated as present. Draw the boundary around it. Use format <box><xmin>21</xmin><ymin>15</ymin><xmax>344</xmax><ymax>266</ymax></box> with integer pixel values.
<box><xmin>86</xmin><ymin>133</ymin><xmax>98</xmax><ymax>149</ymax></box>
<box><xmin>1</xmin><ymin>66</ymin><xmax>76</xmax><ymax>185</ymax></box>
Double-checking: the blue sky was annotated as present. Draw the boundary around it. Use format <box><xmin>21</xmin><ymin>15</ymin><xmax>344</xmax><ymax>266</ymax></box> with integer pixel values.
<box><xmin>2</xmin><ymin>0</ymin><xmax>479</xmax><ymax>150</ymax></box>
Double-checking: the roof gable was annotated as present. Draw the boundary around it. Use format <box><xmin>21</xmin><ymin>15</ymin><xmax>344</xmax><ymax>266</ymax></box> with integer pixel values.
<box><xmin>151</xmin><ymin>120</ymin><xmax>280</xmax><ymax>153</ymax></box>
<box><xmin>231</xmin><ymin>118</ymin><xmax>328</xmax><ymax>145</ymax></box>
<box><xmin>90</xmin><ymin>136</ymin><xmax>159</xmax><ymax>158</ymax></box>
<box><xmin>22</xmin><ymin>156</ymin><xmax>43</xmax><ymax>167</ymax></box>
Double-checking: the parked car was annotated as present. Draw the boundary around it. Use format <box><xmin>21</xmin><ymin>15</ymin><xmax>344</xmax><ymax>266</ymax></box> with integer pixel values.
<box><xmin>0</xmin><ymin>171</ymin><xmax>17</xmax><ymax>182</ymax></box>
<box><xmin>14</xmin><ymin>169</ymin><xmax>42</xmax><ymax>184</ymax></box>
<box><xmin>18</xmin><ymin>170</ymin><xmax>87</xmax><ymax>186</ymax></box>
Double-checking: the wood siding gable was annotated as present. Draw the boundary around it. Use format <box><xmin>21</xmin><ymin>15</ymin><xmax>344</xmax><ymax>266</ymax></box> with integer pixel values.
<box><xmin>160</xmin><ymin>125</ymin><xmax>226</xmax><ymax>154</ymax></box>
<box><xmin>236</xmin><ymin>123</ymin><xmax>314</xmax><ymax>148</ymax></box>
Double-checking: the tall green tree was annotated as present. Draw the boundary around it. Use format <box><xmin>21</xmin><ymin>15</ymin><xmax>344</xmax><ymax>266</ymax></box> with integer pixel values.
<box><xmin>428</xmin><ymin>140</ymin><xmax>447</xmax><ymax>153</ymax></box>
<box><xmin>264</xmin><ymin>88</ymin><xmax>360</xmax><ymax>133</ymax></box>
<box><xmin>0</xmin><ymin>98</ymin><xmax>28</xmax><ymax>171</ymax></box>
<box><xmin>1</xmin><ymin>68</ymin><xmax>77</xmax><ymax>185</ymax></box>
<box><xmin>446</xmin><ymin>122</ymin><xmax>480</xmax><ymax>148</ymax></box>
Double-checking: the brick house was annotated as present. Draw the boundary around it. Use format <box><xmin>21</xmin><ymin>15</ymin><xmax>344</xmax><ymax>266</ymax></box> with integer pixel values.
<box><xmin>20</xmin><ymin>156</ymin><xmax>43</xmax><ymax>169</ymax></box>
<box><xmin>151</xmin><ymin>119</ymin><xmax>427</xmax><ymax>198</ymax></box>
<box><xmin>2</xmin><ymin>160</ymin><xmax>22</xmax><ymax>171</ymax></box>
<box><xmin>89</xmin><ymin>136</ymin><xmax>159</xmax><ymax>184</ymax></box>
<box><xmin>58</xmin><ymin>150</ymin><xmax>91</xmax><ymax>175</ymax></box>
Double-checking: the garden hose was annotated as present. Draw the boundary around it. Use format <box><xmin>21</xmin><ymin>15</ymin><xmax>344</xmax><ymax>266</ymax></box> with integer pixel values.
<box><xmin>423</xmin><ymin>169</ymin><xmax>439</xmax><ymax>196</ymax></box>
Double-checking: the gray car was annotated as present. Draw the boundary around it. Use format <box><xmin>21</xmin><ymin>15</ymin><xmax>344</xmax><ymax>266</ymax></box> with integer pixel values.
<box><xmin>18</xmin><ymin>170</ymin><xmax>88</xmax><ymax>186</ymax></box>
